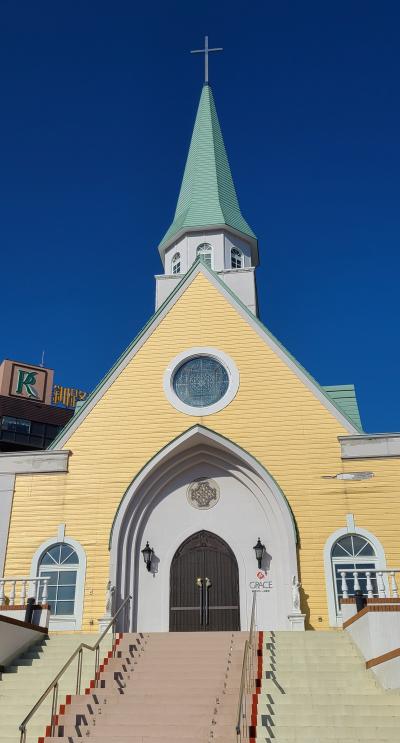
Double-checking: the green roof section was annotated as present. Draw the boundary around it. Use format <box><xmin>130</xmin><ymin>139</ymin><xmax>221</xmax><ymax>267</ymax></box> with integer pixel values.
<box><xmin>323</xmin><ymin>385</ymin><xmax>363</xmax><ymax>431</ymax></box>
<box><xmin>159</xmin><ymin>84</ymin><xmax>256</xmax><ymax>252</ymax></box>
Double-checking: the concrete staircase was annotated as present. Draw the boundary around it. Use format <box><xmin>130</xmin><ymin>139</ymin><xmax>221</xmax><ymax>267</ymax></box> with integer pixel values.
<box><xmin>2</xmin><ymin>629</ymin><xmax>399</xmax><ymax>743</ymax></box>
<box><xmin>0</xmin><ymin>632</ymin><xmax>112</xmax><ymax>743</ymax></box>
<box><xmin>257</xmin><ymin>631</ymin><xmax>400</xmax><ymax>742</ymax></box>
<box><xmin>40</xmin><ymin>631</ymin><xmax>247</xmax><ymax>743</ymax></box>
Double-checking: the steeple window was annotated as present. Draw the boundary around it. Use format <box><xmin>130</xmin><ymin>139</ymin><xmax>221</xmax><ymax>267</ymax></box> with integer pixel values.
<box><xmin>197</xmin><ymin>243</ymin><xmax>213</xmax><ymax>269</ymax></box>
<box><xmin>172</xmin><ymin>253</ymin><xmax>181</xmax><ymax>275</ymax></box>
<box><xmin>231</xmin><ymin>247</ymin><xmax>243</xmax><ymax>269</ymax></box>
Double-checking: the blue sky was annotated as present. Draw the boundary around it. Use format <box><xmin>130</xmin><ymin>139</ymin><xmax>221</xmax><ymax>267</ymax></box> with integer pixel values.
<box><xmin>1</xmin><ymin>1</ymin><xmax>399</xmax><ymax>433</ymax></box>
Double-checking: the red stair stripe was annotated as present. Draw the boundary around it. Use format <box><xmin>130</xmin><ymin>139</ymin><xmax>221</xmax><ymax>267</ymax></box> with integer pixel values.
<box><xmin>250</xmin><ymin>630</ymin><xmax>264</xmax><ymax>739</ymax></box>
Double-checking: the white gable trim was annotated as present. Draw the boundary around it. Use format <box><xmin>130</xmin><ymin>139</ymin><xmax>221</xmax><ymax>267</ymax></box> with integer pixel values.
<box><xmin>52</xmin><ymin>262</ymin><xmax>358</xmax><ymax>449</ymax></box>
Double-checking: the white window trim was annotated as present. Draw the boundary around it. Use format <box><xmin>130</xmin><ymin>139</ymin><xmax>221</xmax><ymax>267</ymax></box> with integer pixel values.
<box><xmin>231</xmin><ymin>247</ymin><xmax>243</xmax><ymax>269</ymax></box>
<box><xmin>163</xmin><ymin>347</ymin><xmax>240</xmax><ymax>416</ymax></box>
<box><xmin>196</xmin><ymin>243</ymin><xmax>213</xmax><ymax>269</ymax></box>
<box><xmin>324</xmin><ymin>525</ymin><xmax>386</xmax><ymax>627</ymax></box>
<box><xmin>30</xmin><ymin>533</ymin><xmax>86</xmax><ymax>631</ymax></box>
<box><xmin>171</xmin><ymin>253</ymin><xmax>181</xmax><ymax>275</ymax></box>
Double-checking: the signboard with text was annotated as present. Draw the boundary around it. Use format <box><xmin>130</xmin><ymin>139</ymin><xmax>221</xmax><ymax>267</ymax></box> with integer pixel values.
<box><xmin>0</xmin><ymin>359</ymin><xmax>88</xmax><ymax>409</ymax></box>
<box><xmin>9</xmin><ymin>363</ymin><xmax>49</xmax><ymax>403</ymax></box>
<box><xmin>249</xmin><ymin>570</ymin><xmax>273</xmax><ymax>592</ymax></box>
<box><xmin>52</xmin><ymin>385</ymin><xmax>88</xmax><ymax>409</ymax></box>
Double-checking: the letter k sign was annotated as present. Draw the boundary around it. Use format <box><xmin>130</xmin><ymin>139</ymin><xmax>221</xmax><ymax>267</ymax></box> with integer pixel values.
<box><xmin>15</xmin><ymin>369</ymin><xmax>39</xmax><ymax>398</ymax></box>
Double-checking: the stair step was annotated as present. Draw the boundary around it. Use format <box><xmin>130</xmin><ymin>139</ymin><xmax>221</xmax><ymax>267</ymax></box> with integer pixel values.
<box><xmin>260</xmin><ymin>712</ymin><xmax>400</xmax><ymax>724</ymax></box>
<box><xmin>258</xmin><ymin>727</ymin><xmax>400</xmax><ymax>740</ymax></box>
<box><xmin>43</xmin><ymin>738</ymin><xmax>210</xmax><ymax>743</ymax></box>
<box><xmin>54</xmin><ymin>722</ymin><xmax>212</xmax><ymax>737</ymax></box>
<box><xmin>2</xmin><ymin>629</ymin><xmax>398</xmax><ymax>743</ymax></box>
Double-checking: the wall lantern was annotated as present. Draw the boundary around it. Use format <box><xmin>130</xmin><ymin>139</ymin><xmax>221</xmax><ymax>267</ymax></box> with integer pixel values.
<box><xmin>141</xmin><ymin>541</ymin><xmax>154</xmax><ymax>572</ymax></box>
<box><xmin>253</xmin><ymin>538</ymin><xmax>265</xmax><ymax>569</ymax></box>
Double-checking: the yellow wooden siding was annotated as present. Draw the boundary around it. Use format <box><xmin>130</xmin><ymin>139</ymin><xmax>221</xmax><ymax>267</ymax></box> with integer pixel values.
<box><xmin>4</xmin><ymin>272</ymin><xmax>400</xmax><ymax>629</ymax></box>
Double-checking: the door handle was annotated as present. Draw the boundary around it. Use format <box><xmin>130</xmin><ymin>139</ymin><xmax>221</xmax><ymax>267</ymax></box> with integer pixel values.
<box><xmin>205</xmin><ymin>577</ymin><xmax>211</xmax><ymax>626</ymax></box>
<box><xmin>196</xmin><ymin>577</ymin><xmax>203</xmax><ymax>624</ymax></box>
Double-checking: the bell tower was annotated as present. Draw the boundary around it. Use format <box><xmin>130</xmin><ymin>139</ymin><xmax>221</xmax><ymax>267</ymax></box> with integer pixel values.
<box><xmin>155</xmin><ymin>73</ymin><xmax>259</xmax><ymax>315</ymax></box>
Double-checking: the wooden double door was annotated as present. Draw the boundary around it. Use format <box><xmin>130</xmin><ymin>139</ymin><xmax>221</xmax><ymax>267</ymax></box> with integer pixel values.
<box><xmin>170</xmin><ymin>530</ymin><xmax>240</xmax><ymax>632</ymax></box>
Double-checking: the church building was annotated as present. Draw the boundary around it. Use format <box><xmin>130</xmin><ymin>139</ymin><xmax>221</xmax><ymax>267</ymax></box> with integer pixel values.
<box><xmin>1</xmin><ymin>74</ymin><xmax>400</xmax><ymax>636</ymax></box>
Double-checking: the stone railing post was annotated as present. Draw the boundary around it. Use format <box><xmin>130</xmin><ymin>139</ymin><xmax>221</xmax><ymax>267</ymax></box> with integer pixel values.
<box><xmin>389</xmin><ymin>572</ymin><xmax>398</xmax><ymax>598</ymax></box>
<box><xmin>353</xmin><ymin>571</ymin><xmax>361</xmax><ymax>593</ymax></box>
<box><xmin>365</xmin><ymin>572</ymin><xmax>374</xmax><ymax>598</ymax></box>
<box><xmin>341</xmin><ymin>571</ymin><xmax>349</xmax><ymax>599</ymax></box>
<box><xmin>9</xmin><ymin>580</ymin><xmax>16</xmax><ymax>605</ymax></box>
<box><xmin>377</xmin><ymin>571</ymin><xmax>386</xmax><ymax>598</ymax></box>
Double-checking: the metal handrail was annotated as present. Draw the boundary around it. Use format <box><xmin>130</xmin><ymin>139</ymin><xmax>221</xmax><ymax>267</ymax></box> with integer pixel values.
<box><xmin>235</xmin><ymin>591</ymin><xmax>257</xmax><ymax>740</ymax></box>
<box><xmin>19</xmin><ymin>594</ymin><xmax>131</xmax><ymax>743</ymax></box>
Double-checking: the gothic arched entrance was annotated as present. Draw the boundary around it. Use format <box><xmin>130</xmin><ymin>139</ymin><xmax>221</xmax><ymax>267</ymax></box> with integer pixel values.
<box><xmin>169</xmin><ymin>530</ymin><xmax>240</xmax><ymax>632</ymax></box>
<box><xmin>109</xmin><ymin>426</ymin><xmax>298</xmax><ymax>632</ymax></box>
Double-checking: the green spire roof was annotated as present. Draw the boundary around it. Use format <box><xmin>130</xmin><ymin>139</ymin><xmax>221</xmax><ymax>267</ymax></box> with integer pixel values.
<box><xmin>159</xmin><ymin>84</ymin><xmax>257</xmax><ymax>254</ymax></box>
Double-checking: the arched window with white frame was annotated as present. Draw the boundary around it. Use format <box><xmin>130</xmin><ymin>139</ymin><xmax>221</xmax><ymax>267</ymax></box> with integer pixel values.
<box><xmin>331</xmin><ymin>534</ymin><xmax>378</xmax><ymax>615</ymax></box>
<box><xmin>197</xmin><ymin>243</ymin><xmax>213</xmax><ymax>269</ymax></box>
<box><xmin>171</xmin><ymin>253</ymin><xmax>181</xmax><ymax>275</ymax></box>
<box><xmin>31</xmin><ymin>535</ymin><xmax>86</xmax><ymax>630</ymax></box>
<box><xmin>231</xmin><ymin>247</ymin><xmax>243</xmax><ymax>269</ymax></box>
<box><xmin>324</xmin><ymin>526</ymin><xmax>386</xmax><ymax>626</ymax></box>
<box><xmin>38</xmin><ymin>543</ymin><xmax>79</xmax><ymax>617</ymax></box>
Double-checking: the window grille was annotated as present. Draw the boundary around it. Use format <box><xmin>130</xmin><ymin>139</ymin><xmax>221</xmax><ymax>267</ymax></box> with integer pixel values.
<box><xmin>172</xmin><ymin>253</ymin><xmax>181</xmax><ymax>274</ymax></box>
<box><xmin>331</xmin><ymin>534</ymin><xmax>378</xmax><ymax>613</ymax></box>
<box><xmin>231</xmin><ymin>247</ymin><xmax>243</xmax><ymax>269</ymax></box>
<box><xmin>173</xmin><ymin>355</ymin><xmax>229</xmax><ymax>407</ymax></box>
<box><xmin>38</xmin><ymin>543</ymin><xmax>79</xmax><ymax>616</ymax></box>
<box><xmin>197</xmin><ymin>243</ymin><xmax>213</xmax><ymax>269</ymax></box>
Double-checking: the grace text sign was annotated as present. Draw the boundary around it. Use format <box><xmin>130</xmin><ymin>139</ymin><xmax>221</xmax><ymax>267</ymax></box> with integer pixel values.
<box><xmin>249</xmin><ymin>570</ymin><xmax>272</xmax><ymax>592</ymax></box>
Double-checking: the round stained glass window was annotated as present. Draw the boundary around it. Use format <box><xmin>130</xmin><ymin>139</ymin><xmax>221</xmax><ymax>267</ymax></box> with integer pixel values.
<box><xmin>173</xmin><ymin>356</ymin><xmax>229</xmax><ymax>408</ymax></box>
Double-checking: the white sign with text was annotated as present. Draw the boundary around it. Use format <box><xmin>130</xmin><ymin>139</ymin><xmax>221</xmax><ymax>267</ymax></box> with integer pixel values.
<box><xmin>249</xmin><ymin>570</ymin><xmax>272</xmax><ymax>592</ymax></box>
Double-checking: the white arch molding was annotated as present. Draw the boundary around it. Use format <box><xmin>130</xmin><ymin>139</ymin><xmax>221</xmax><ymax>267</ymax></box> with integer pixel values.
<box><xmin>109</xmin><ymin>426</ymin><xmax>298</xmax><ymax>632</ymax></box>
<box><xmin>30</xmin><ymin>533</ymin><xmax>87</xmax><ymax>631</ymax></box>
<box><xmin>324</xmin><ymin>524</ymin><xmax>387</xmax><ymax>627</ymax></box>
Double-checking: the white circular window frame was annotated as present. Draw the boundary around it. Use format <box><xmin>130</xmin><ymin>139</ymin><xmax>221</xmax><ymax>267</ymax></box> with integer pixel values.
<box><xmin>163</xmin><ymin>347</ymin><xmax>240</xmax><ymax>416</ymax></box>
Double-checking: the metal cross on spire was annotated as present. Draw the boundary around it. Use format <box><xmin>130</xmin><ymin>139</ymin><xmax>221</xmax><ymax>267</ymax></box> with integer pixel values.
<box><xmin>190</xmin><ymin>35</ymin><xmax>223</xmax><ymax>84</ymax></box>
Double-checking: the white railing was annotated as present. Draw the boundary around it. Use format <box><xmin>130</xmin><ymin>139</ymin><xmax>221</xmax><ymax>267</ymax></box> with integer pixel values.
<box><xmin>0</xmin><ymin>576</ymin><xmax>50</xmax><ymax>606</ymax></box>
<box><xmin>340</xmin><ymin>569</ymin><xmax>400</xmax><ymax>599</ymax></box>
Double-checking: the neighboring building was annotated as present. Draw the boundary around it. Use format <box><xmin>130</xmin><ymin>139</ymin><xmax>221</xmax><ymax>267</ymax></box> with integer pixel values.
<box><xmin>0</xmin><ymin>79</ymin><xmax>399</xmax><ymax>637</ymax></box>
<box><xmin>0</xmin><ymin>360</ymin><xmax>74</xmax><ymax>452</ymax></box>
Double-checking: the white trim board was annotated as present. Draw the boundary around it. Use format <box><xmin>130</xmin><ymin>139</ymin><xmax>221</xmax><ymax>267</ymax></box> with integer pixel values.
<box><xmin>339</xmin><ymin>434</ymin><xmax>400</xmax><ymax>459</ymax></box>
<box><xmin>0</xmin><ymin>450</ymin><xmax>70</xmax><ymax>475</ymax></box>
<box><xmin>0</xmin><ymin>474</ymin><xmax>15</xmax><ymax>575</ymax></box>
<box><xmin>51</xmin><ymin>261</ymin><xmax>359</xmax><ymax>450</ymax></box>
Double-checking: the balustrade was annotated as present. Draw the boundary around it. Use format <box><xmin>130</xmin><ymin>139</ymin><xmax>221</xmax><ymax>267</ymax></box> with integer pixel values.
<box><xmin>340</xmin><ymin>568</ymin><xmax>400</xmax><ymax>600</ymax></box>
<box><xmin>0</xmin><ymin>576</ymin><xmax>50</xmax><ymax>606</ymax></box>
